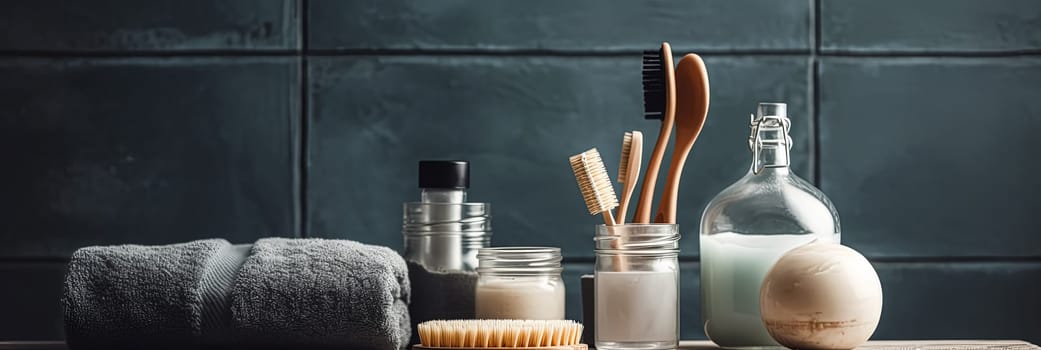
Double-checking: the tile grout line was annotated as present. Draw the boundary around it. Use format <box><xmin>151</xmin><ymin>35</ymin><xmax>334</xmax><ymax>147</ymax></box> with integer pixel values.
<box><xmin>814</xmin><ymin>0</ymin><xmax>822</xmax><ymax>53</ymax></box>
<box><xmin>3</xmin><ymin>255</ymin><xmax>1041</xmax><ymax>264</ymax></box>
<box><xmin>0</xmin><ymin>50</ymin><xmax>1038</xmax><ymax>59</ymax></box>
<box><xmin>820</xmin><ymin>49</ymin><xmax>1041</xmax><ymax>57</ymax></box>
<box><xmin>0</xmin><ymin>49</ymin><xmax>810</xmax><ymax>58</ymax></box>
<box><xmin>298</xmin><ymin>0</ymin><xmax>309</xmax><ymax>238</ymax></box>
<box><xmin>304</xmin><ymin>48</ymin><xmax>813</xmax><ymax>56</ymax></box>
<box><xmin>811</xmin><ymin>0</ymin><xmax>822</xmax><ymax>187</ymax></box>
<box><xmin>556</xmin><ymin>256</ymin><xmax>1041</xmax><ymax>264</ymax></box>
<box><xmin>811</xmin><ymin>60</ymin><xmax>821</xmax><ymax>187</ymax></box>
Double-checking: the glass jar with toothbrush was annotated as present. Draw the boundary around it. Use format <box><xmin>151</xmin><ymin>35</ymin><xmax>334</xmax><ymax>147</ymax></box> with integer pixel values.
<box><xmin>700</xmin><ymin>103</ymin><xmax>841</xmax><ymax>348</ymax></box>
<box><xmin>569</xmin><ymin>148</ymin><xmax>680</xmax><ymax>350</ymax></box>
<box><xmin>595</xmin><ymin>224</ymin><xmax>680</xmax><ymax>350</ymax></box>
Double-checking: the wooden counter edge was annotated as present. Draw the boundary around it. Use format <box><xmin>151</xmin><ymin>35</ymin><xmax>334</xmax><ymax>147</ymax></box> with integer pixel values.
<box><xmin>0</xmin><ymin>340</ymin><xmax>1035</xmax><ymax>349</ymax></box>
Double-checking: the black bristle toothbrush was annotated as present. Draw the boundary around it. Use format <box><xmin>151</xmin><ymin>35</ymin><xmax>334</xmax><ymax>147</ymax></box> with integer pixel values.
<box><xmin>632</xmin><ymin>42</ymin><xmax>677</xmax><ymax>224</ymax></box>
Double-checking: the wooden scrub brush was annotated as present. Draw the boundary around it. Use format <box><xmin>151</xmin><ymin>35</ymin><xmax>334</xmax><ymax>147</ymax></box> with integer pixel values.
<box><xmin>415</xmin><ymin>319</ymin><xmax>587</xmax><ymax>349</ymax></box>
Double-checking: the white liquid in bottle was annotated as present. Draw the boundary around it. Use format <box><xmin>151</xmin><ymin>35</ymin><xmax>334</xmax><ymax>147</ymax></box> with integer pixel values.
<box><xmin>699</xmin><ymin>103</ymin><xmax>841</xmax><ymax>348</ymax></box>
<box><xmin>700</xmin><ymin>233</ymin><xmax>819</xmax><ymax>346</ymax></box>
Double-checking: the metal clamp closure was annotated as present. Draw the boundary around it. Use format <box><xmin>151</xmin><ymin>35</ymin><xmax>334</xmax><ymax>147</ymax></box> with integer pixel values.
<box><xmin>748</xmin><ymin>113</ymin><xmax>793</xmax><ymax>175</ymax></box>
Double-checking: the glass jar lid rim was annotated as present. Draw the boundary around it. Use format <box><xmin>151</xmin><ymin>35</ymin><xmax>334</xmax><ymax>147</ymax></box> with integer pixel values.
<box><xmin>477</xmin><ymin>246</ymin><xmax>562</xmax><ymax>274</ymax></box>
<box><xmin>404</xmin><ymin>202</ymin><xmax>490</xmax><ymax>206</ymax></box>
<box><xmin>478</xmin><ymin>246</ymin><xmax>560</xmax><ymax>254</ymax></box>
<box><xmin>595</xmin><ymin>223</ymin><xmax>676</xmax><ymax>227</ymax></box>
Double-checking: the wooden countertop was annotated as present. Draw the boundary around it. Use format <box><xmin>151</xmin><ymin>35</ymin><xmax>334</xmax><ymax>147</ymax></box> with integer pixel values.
<box><xmin>677</xmin><ymin>340</ymin><xmax>1040</xmax><ymax>349</ymax></box>
<box><xmin>0</xmin><ymin>340</ymin><xmax>1037</xmax><ymax>349</ymax></box>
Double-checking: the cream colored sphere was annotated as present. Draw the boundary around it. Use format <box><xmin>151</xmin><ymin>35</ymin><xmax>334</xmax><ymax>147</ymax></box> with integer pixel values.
<box><xmin>760</xmin><ymin>242</ymin><xmax>882</xmax><ymax>350</ymax></box>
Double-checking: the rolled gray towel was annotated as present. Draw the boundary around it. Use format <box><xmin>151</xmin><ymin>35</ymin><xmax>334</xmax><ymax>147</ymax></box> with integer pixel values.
<box><xmin>62</xmin><ymin>239</ymin><xmax>241</xmax><ymax>348</ymax></box>
<box><xmin>63</xmin><ymin>238</ymin><xmax>411</xmax><ymax>350</ymax></box>
<box><xmin>230</xmin><ymin>238</ymin><xmax>411</xmax><ymax>349</ymax></box>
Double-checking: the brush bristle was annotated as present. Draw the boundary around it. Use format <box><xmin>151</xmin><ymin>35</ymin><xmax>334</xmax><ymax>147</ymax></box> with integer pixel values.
<box><xmin>618</xmin><ymin>132</ymin><xmax>633</xmax><ymax>183</ymax></box>
<box><xmin>642</xmin><ymin>48</ymin><xmax>666</xmax><ymax>120</ymax></box>
<box><xmin>569</xmin><ymin>149</ymin><xmax>618</xmax><ymax>215</ymax></box>
<box><xmin>418</xmin><ymin>320</ymin><xmax>584</xmax><ymax>348</ymax></box>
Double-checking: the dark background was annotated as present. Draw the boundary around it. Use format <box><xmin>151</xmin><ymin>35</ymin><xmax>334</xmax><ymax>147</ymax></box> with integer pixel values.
<box><xmin>1</xmin><ymin>0</ymin><xmax>1040</xmax><ymax>343</ymax></box>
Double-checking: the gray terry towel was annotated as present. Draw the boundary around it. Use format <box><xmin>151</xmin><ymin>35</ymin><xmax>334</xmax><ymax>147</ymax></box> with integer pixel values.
<box><xmin>62</xmin><ymin>239</ymin><xmax>248</xmax><ymax>348</ymax></box>
<box><xmin>230</xmin><ymin>238</ymin><xmax>412</xmax><ymax>350</ymax></box>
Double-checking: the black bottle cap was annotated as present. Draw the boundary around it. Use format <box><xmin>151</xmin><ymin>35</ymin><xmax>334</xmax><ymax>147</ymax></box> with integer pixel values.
<box><xmin>418</xmin><ymin>160</ymin><xmax>470</xmax><ymax>189</ymax></box>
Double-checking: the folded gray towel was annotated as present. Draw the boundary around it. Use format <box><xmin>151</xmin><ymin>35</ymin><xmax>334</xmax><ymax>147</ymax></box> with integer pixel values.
<box><xmin>63</xmin><ymin>238</ymin><xmax>411</xmax><ymax>350</ymax></box>
<box><xmin>63</xmin><ymin>239</ymin><xmax>236</xmax><ymax>348</ymax></box>
<box><xmin>231</xmin><ymin>238</ymin><xmax>411</xmax><ymax>349</ymax></box>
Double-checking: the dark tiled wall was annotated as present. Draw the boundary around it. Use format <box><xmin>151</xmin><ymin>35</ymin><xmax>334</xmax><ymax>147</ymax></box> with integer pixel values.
<box><xmin>1</xmin><ymin>0</ymin><xmax>1039</xmax><ymax>343</ymax></box>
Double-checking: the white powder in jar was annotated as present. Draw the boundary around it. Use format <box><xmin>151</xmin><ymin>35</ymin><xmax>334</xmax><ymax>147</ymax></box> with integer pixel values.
<box><xmin>595</xmin><ymin>270</ymin><xmax>678</xmax><ymax>343</ymax></box>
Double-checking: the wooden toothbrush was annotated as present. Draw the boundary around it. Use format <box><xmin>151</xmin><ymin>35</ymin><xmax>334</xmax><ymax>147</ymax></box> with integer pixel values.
<box><xmin>654</xmin><ymin>53</ymin><xmax>710</xmax><ymax>224</ymax></box>
<box><xmin>570</xmin><ymin>148</ymin><xmax>626</xmax><ymax>271</ymax></box>
<box><xmin>616</xmin><ymin>131</ymin><xmax>643</xmax><ymax>224</ymax></box>
<box><xmin>569</xmin><ymin>148</ymin><xmax>618</xmax><ymax>226</ymax></box>
<box><xmin>633</xmin><ymin>42</ymin><xmax>677</xmax><ymax>223</ymax></box>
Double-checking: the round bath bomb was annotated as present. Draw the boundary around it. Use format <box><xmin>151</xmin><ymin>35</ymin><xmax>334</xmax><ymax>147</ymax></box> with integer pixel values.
<box><xmin>760</xmin><ymin>242</ymin><xmax>882</xmax><ymax>350</ymax></box>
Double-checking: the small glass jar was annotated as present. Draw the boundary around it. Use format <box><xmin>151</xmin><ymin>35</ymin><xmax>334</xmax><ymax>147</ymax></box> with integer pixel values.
<box><xmin>474</xmin><ymin>247</ymin><xmax>565</xmax><ymax>320</ymax></box>
<box><xmin>402</xmin><ymin>161</ymin><xmax>491</xmax><ymax>345</ymax></box>
<box><xmin>594</xmin><ymin>224</ymin><xmax>680</xmax><ymax>350</ymax></box>
<box><xmin>403</xmin><ymin>201</ymin><xmax>491</xmax><ymax>272</ymax></box>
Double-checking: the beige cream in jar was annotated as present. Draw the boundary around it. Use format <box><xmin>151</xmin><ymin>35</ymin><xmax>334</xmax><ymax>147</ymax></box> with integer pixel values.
<box><xmin>474</xmin><ymin>247</ymin><xmax>565</xmax><ymax>320</ymax></box>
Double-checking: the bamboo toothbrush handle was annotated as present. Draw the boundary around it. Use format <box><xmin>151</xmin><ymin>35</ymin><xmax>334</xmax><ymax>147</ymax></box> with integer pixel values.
<box><xmin>634</xmin><ymin>46</ymin><xmax>677</xmax><ymax>224</ymax></box>
<box><xmin>615</xmin><ymin>195</ymin><xmax>630</xmax><ymax>225</ymax></box>
<box><xmin>601</xmin><ymin>210</ymin><xmax>627</xmax><ymax>272</ymax></box>
<box><xmin>654</xmin><ymin>142</ymin><xmax>695</xmax><ymax>224</ymax></box>
<box><xmin>634</xmin><ymin>117</ymin><xmax>673</xmax><ymax>223</ymax></box>
<box><xmin>601</xmin><ymin>211</ymin><xmax>616</xmax><ymax>226</ymax></box>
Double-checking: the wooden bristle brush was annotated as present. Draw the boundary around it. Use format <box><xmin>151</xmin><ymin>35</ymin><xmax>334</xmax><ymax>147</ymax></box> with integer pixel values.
<box><xmin>416</xmin><ymin>319</ymin><xmax>587</xmax><ymax>349</ymax></box>
<box><xmin>616</xmin><ymin>131</ymin><xmax>643</xmax><ymax>224</ymax></box>
<box><xmin>569</xmin><ymin>148</ymin><xmax>618</xmax><ymax>226</ymax></box>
